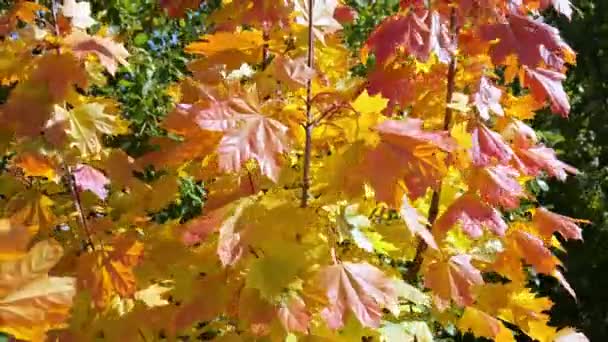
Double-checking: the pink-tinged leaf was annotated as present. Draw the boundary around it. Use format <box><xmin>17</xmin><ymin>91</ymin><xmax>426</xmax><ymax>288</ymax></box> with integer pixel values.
<box><xmin>470</xmin><ymin>123</ymin><xmax>514</xmax><ymax>167</ymax></box>
<box><xmin>480</xmin><ymin>13</ymin><xmax>574</xmax><ymax>68</ymax></box>
<box><xmin>367</xmin><ymin>65</ymin><xmax>417</xmax><ymax>114</ymax></box>
<box><xmin>186</xmin><ymin>101</ymin><xmax>244</xmax><ymax>132</ymax></box>
<box><xmin>181</xmin><ymin>206</ymin><xmax>232</xmax><ymax>246</ymax></box>
<box><xmin>277</xmin><ymin>296</ymin><xmax>311</xmax><ymax>334</ymax></box>
<box><xmin>514</xmin><ymin>145</ymin><xmax>578</xmax><ymax>181</ymax></box>
<box><xmin>473</xmin><ymin>76</ymin><xmax>504</xmax><ymax>120</ymax></box>
<box><xmin>318</xmin><ymin>262</ymin><xmax>397</xmax><ymax>329</ymax></box>
<box><xmin>72</xmin><ymin>164</ymin><xmax>109</xmax><ymax>200</ymax></box>
<box><xmin>523</xmin><ymin>67</ymin><xmax>570</xmax><ymax>117</ymax></box>
<box><xmin>217</xmin><ymin>199</ymin><xmax>253</xmax><ymax>267</ymax></box>
<box><xmin>470</xmin><ymin>165</ymin><xmax>526</xmax><ymax>209</ymax></box>
<box><xmin>217</xmin><ymin>115</ymin><xmax>289</xmax><ymax>182</ymax></box>
<box><xmin>501</xmin><ymin>120</ymin><xmax>538</xmax><ymax>149</ymax></box>
<box><xmin>272</xmin><ymin>56</ymin><xmax>316</xmax><ymax>90</ymax></box>
<box><xmin>64</xmin><ymin>30</ymin><xmax>129</xmax><ymax>76</ymax></box>
<box><xmin>512</xmin><ymin>230</ymin><xmax>559</xmax><ymax>274</ymax></box>
<box><xmin>365</xmin><ymin>10</ymin><xmax>452</xmax><ymax>65</ymax></box>
<box><xmin>363</xmin><ymin>118</ymin><xmax>455</xmax><ymax>205</ymax></box>
<box><xmin>435</xmin><ymin>193</ymin><xmax>507</xmax><ymax>238</ymax></box>
<box><xmin>541</xmin><ymin>0</ymin><xmax>573</xmax><ymax>20</ymax></box>
<box><xmin>533</xmin><ymin>207</ymin><xmax>585</xmax><ymax>241</ymax></box>
<box><xmin>400</xmin><ymin>194</ymin><xmax>438</xmax><ymax>249</ymax></box>
<box><xmin>553</xmin><ymin>270</ymin><xmax>576</xmax><ymax>299</ymax></box>
<box><xmin>424</xmin><ymin>254</ymin><xmax>484</xmax><ymax>307</ymax></box>
<box><xmin>191</xmin><ymin>97</ymin><xmax>291</xmax><ymax>182</ymax></box>
<box><xmin>365</xmin><ymin>11</ymin><xmax>430</xmax><ymax>65</ymax></box>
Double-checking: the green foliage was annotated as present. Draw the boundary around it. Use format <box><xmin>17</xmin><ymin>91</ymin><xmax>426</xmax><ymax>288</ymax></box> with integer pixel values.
<box><xmin>87</xmin><ymin>0</ymin><xmax>219</xmax><ymax>156</ymax></box>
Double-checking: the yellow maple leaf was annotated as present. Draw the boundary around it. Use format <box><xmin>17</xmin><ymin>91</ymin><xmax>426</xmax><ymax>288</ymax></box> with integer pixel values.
<box><xmin>186</xmin><ymin>30</ymin><xmax>264</xmax><ymax>70</ymax></box>
<box><xmin>0</xmin><ymin>240</ymin><xmax>75</xmax><ymax>341</ymax></box>
<box><xmin>52</xmin><ymin>102</ymin><xmax>128</xmax><ymax>158</ymax></box>
<box><xmin>77</xmin><ymin>237</ymin><xmax>144</xmax><ymax>309</ymax></box>
<box><xmin>6</xmin><ymin>190</ymin><xmax>56</xmax><ymax>234</ymax></box>
<box><xmin>458</xmin><ymin>307</ymin><xmax>515</xmax><ymax>341</ymax></box>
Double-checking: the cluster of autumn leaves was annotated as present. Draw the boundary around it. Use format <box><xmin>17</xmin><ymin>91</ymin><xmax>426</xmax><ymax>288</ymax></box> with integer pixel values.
<box><xmin>0</xmin><ymin>0</ymin><xmax>591</xmax><ymax>341</ymax></box>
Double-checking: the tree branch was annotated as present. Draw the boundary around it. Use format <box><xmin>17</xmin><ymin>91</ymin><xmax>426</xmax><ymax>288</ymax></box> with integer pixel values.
<box><xmin>300</xmin><ymin>0</ymin><xmax>315</xmax><ymax>208</ymax></box>
<box><xmin>405</xmin><ymin>8</ymin><xmax>459</xmax><ymax>282</ymax></box>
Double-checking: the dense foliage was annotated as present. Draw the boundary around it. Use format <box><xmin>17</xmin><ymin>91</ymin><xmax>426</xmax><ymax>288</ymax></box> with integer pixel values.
<box><xmin>0</xmin><ymin>1</ymin><xmax>594</xmax><ymax>341</ymax></box>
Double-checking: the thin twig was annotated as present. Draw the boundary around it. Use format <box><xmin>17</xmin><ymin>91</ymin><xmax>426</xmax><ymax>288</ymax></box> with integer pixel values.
<box><xmin>64</xmin><ymin>163</ymin><xmax>96</xmax><ymax>251</ymax></box>
<box><xmin>405</xmin><ymin>8</ymin><xmax>459</xmax><ymax>282</ymax></box>
<box><xmin>300</xmin><ymin>0</ymin><xmax>315</xmax><ymax>208</ymax></box>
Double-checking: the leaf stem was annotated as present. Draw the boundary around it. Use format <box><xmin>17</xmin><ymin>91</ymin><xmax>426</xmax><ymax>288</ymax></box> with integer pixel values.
<box><xmin>300</xmin><ymin>0</ymin><xmax>315</xmax><ymax>208</ymax></box>
<box><xmin>405</xmin><ymin>8</ymin><xmax>459</xmax><ymax>282</ymax></box>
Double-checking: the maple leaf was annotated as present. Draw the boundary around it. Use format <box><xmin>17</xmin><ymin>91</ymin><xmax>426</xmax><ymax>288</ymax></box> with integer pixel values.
<box><xmin>277</xmin><ymin>295</ymin><xmax>311</xmax><ymax>334</ymax></box>
<box><xmin>470</xmin><ymin>123</ymin><xmax>514</xmax><ymax>167</ymax></box>
<box><xmin>272</xmin><ymin>56</ymin><xmax>315</xmax><ymax>90</ymax></box>
<box><xmin>400</xmin><ymin>194</ymin><xmax>438</xmax><ymax>249</ymax></box>
<box><xmin>510</xmin><ymin>230</ymin><xmax>559</xmax><ymax>274</ymax></box>
<box><xmin>318</xmin><ymin>261</ymin><xmax>398</xmax><ymax>329</ymax></box>
<box><xmin>502</xmin><ymin>120</ymin><xmax>538</xmax><ymax>149</ymax></box>
<box><xmin>497</xmin><ymin>287</ymin><xmax>553</xmax><ymax>334</ymax></box>
<box><xmin>31</xmin><ymin>53</ymin><xmax>88</xmax><ymax>102</ymax></box>
<box><xmin>469</xmin><ymin>165</ymin><xmax>526</xmax><ymax>209</ymax></box>
<box><xmin>435</xmin><ymin>193</ymin><xmax>508</xmax><ymax>238</ymax></box>
<box><xmin>6</xmin><ymin>190</ymin><xmax>56</xmax><ymax>233</ymax></box>
<box><xmin>217</xmin><ymin>198</ymin><xmax>255</xmax><ymax>267</ymax></box>
<box><xmin>61</xmin><ymin>0</ymin><xmax>96</xmax><ymax>29</ymax></box>
<box><xmin>72</xmin><ymin>163</ymin><xmax>110</xmax><ymax>200</ymax></box>
<box><xmin>480</xmin><ymin>13</ymin><xmax>574</xmax><ymax>68</ymax></box>
<box><xmin>364</xmin><ymin>10</ymin><xmax>451</xmax><ymax>65</ymax></box>
<box><xmin>523</xmin><ymin>67</ymin><xmax>570</xmax><ymax>117</ymax></box>
<box><xmin>102</xmin><ymin>149</ymin><xmax>138</xmax><ymax>189</ymax></box>
<box><xmin>51</xmin><ymin>103</ymin><xmax>128</xmax><ymax>158</ymax></box>
<box><xmin>0</xmin><ymin>276</ymin><xmax>76</xmax><ymax>341</ymax></box>
<box><xmin>191</xmin><ymin>97</ymin><xmax>291</xmax><ymax>182</ymax></box>
<box><xmin>294</xmin><ymin>0</ymin><xmax>343</xmax><ymax>45</ymax></box>
<box><xmin>533</xmin><ymin>208</ymin><xmax>585</xmax><ymax>241</ymax></box>
<box><xmin>181</xmin><ymin>205</ymin><xmax>231</xmax><ymax>246</ymax></box>
<box><xmin>473</xmin><ymin>76</ymin><xmax>504</xmax><ymax>120</ymax></box>
<box><xmin>0</xmin><ymin>240</ymin><xmax>63</xmax><ymax>298</ymax></box>
<box><xmin>0</xmin><ymin>2</ymin><xmax>46</xmax><ymax>36</ymax></box>
<box><xmin>0</xmin><ymin>82</ymin><xmax>54</xmax><ymax>137</ymax></box>
<box><xmin>380</xmin><ymin>321</ymin><xmax>434</xmax><ymax>342</ymax></box>
<box><xmin>0</xmin><ymin>219</ymin><xmax>36</xmax><ymax>259</ymax></box>
<box><xmin>424</xmin><ymin>254</ymin><xmax>484</xmax><ymax>307</ymax></box>
<box><xmin>513</xmin><ymin>144</ymin><xmax>577</xmax><ymax>181</ymax></box>
<box><xmin>0</xmin><ymin>239</ymin><xmax>75</xmax><ymax>341</ymax></box>
<box><xmin>363</xmin><ymin>118</ymin><xmax>455</xmax><ymax>205</ymax></box>
<box><xmin>64</xmin><ymin>29</ymin><xmax>130</xmax><ymax>76</ymax></box>
<box><xmin>14</xmin><ymin>152</ymin><xmax>57</xmax><ymax>180</ymax></box>
<box><xmin>458</xmin><ymin>307</ymin><xmax>515</xmax><ymax>341</ymax></box>
<box><xmin>134</xmin><ymin>283</ymin><xmax>172</xmax><ymax>308</ymax></box>
<box><xmin>77</xmin><ymin>238</ymin><xmax>144</xmax><ymax>308</ymax></box>
<box><xmin>186</xmin><ymin>30</ymin><xmax>264</xmax><ymax>69</ymax></box>
<box><xmin>137</xmin><ymin>102</ymin><xmax>220</xmax><ymax>168</ymax></box>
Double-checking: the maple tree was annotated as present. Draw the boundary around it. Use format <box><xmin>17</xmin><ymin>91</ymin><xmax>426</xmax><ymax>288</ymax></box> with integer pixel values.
<box><xmin>0</xmin><ymin>0</ymin><xmax>592</xmax><ymax>341</ymax></box>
